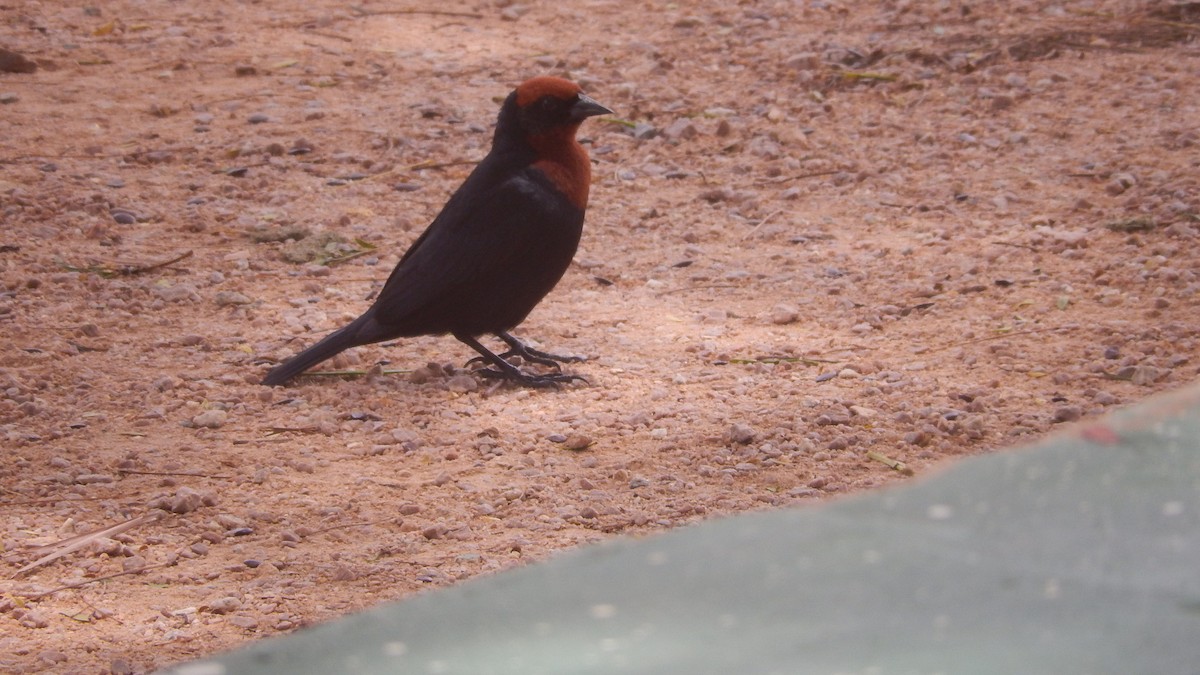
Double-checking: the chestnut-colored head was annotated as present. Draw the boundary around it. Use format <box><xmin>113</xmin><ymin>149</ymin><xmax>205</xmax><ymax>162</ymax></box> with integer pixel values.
<box><xmin>511</xmin><ymin>76</ymin><xmax>611</xmax><ymax>137</ymax></box>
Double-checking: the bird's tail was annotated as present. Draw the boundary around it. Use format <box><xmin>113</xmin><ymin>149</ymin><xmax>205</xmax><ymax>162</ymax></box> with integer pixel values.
<box><xmin>261</xmin><ymin>319</ymin><xmax>368</xmax><ymax>386</ymax></box>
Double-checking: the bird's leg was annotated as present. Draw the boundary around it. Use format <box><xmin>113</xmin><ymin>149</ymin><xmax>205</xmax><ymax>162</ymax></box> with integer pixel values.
<box><xmin>495</xmin><ymin>332</ymin><xmax>586</xmax><ymax>366</ymax></box>
<box><xmin>463</xmin><ymin>333</ymin><xmax>585</xmax><ymax>370</ymax></box>
<box><xmin>455</xmin><ymin>333</ymin><xmax>586</xmax><ymax>387</ymax></box>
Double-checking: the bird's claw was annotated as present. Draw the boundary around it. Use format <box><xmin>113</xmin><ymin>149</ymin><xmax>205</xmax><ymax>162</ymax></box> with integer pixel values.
<box><xmin>465</xmin><ymin>347</ymin><xmax>585</xmax><ymax>371</ymax></box>
<box><xmin>517</xmin><ymin>348</ymin><xmax>586</xmax><ymax>365</ymax></box>
<box><xmin>465</xmin><ymin>350</ymin><xmax>563</xmax><ymax>371</ymax></box>
<box><xmin>476</xmin><ymin>368</ymin><xmax>588</xmax><ymax>388</ymax></box>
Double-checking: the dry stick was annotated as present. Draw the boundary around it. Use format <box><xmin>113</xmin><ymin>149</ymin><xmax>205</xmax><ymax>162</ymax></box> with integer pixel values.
<box><xmin>992</xmin><ymin>241</ymin><xmax>1038</xmax><ymax>251</ymax></box>
<box><xmin>306</xmin><ymin>518</ymin><xmax>401</xmax><ymax>538</ymax></box>
<box><xmin>867</xmin><ymin>451</ymin><xmax>915</xmax><ymax>476</ymax></box>
<box><xmin>265</xmin><ymin>426</ymin><xmax>323</xmax><ymax>435</ymax></box>
<box><xmin>25</xmin><ymin>561</ymin><xmax>175</xmax><ymax>601</ymax></box>
<box><xmin>64</xmin><ymin>251</ymin><xmax>194</xmax><ymax>277</ymax></box>
<box><xmin>407</xmin><ymin>158</ymin><xmax>479</xmax><ymax>172</ymax></box>
<box><xmin>740</xmin><ymin>209</ymin><xmax>782</xmax><ymax>241</ymax></box>
<box><xmin>727</xmin><ymin>356</ymin><xmax>836</xmax><ymax>366</ymax></box>
<box><xmin>304</xmin><ymin>29</ymin><xmax>355</xmax><ymax>43</ymax></box>
<box><xmin>13</xmin><ymin>514</ymin><xmax>159</xmax><ymax>578</ymax></box>
<box><xmin>656</xmin><ymin>283</ymin><xmax>739</xmax><ymax>297</ymax></box>
<box><xmin>752</xmin><ymin>169</ymin><xmax>839</xmax><ymax>186</ymax></box>
<box><xmin>117</xmin><ymin>470</ymin><xmax>230</xmax><ymax>480</ymax></box>
<box><xmin>126</xmin><ymin>250</ymin><xmax>193</xmax><ymax>275</ymax></box>
<box><xmin>0</xmin><ymin>495</ymin><xmax>122</xmax><ymax>508</ymax></box>
<box><xmin>294</xmin><ymin>368</ymin><xmax>413</xmax><ymax>378</ymax></box>
<box><xmin>929</xmin><ymin>325</ymin><xmax>1077</xmax><ymax>354</ymax></box>
<box><xmin>349</xmin><ymin>7</ymin><xmax>484</xmax><ymax>19</ymax></box>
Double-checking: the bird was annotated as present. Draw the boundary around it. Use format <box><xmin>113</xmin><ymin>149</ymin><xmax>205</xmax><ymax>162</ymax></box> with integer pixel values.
<box><xmin>261</xmin><ymin>76</ymin><xmax>612</xmax><ymax>388</ymax></box>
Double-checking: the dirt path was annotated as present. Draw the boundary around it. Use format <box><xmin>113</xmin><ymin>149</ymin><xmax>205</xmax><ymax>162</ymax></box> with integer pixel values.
<box><xmin>1</xmin><ymin>1</ymin><xmax>1197</xmax><ymax>671</ymax></box>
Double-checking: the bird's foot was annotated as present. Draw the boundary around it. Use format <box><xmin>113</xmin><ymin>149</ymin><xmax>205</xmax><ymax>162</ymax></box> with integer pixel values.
<box><xmin>456</xmin><ymin>333</ymin><xmax>587</xmax><ymax>388</ymax></box>
<box><xmin>476</xmin><ymin>368</ymin><xmax>588</xmax><ymax>388</ymax></box>
<box><xmin>465</xmin><ymin>347</ymin><xmax>581</xmax><ymax>371</ymax></box>
<box><xmin>513</xmin><ymin>345</ymin><xmax>586</xmax><ymax>366</ymax></box>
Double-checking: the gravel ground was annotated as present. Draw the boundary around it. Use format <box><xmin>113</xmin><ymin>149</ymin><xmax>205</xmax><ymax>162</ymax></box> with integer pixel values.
<box><xmin>1</xmin><ymin>0</ymin><xmax>1198</xmax><ymax>672</ymax></box>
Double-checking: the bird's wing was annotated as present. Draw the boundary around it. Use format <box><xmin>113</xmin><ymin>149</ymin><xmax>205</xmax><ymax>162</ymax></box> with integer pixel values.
<box><xmin>364</xmin><ymin>167</ymin><xmax>578</xmax><ymax>332</ymax></box>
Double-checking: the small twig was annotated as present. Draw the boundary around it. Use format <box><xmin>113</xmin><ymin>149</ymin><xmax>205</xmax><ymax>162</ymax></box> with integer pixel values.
<box><xmin>752</xmin><ymin>170</ymin><xmax>839</xmax><ymax>186</ymax></box>
<box><xmin>294</xmin><ymin>368</ymin><xmax>413</xmax><ymax>378</ymax></box>
<box><xmin>603</xmin><ymin>118</ymin><xmax>637</xmax><ymax>129</ymax></box>
<box><xmin>305</xmin><ymin>518</ymin><xmax>401</xmax><ymax>537</ymax></box>
<box><xmin>127</xmin><ymin>250</ymin><xmax>194</xmax><ymax>274</ymax></box>
<box><xmin>13</xmin><ymin>514</ymin><xmax>159</xmax><ymax>578</ymax></box>
<box><xmin>304</xmin><ymin>29</ymin><xmax>354</xmax><ymax>42</ymax></box>
<box><xmin>740</xmin><ymin>209</ymin><xmax>782</xmax><ymax>241</ymax></box>
<box><xmin>0</xmin><ymin>495</ymin><xmax>116</xmax><ymax>508</ymax></box>
<box><xmin>867</xmin><ymin>451</ymin><xmax>914</xmax><ymax>476</ymax></box>
<box><xmin>992</xmin><ymin>241</ymin><xmax>1038</xmax><ymax>251</ymax></box>
<box><xmin>656</xmin><ymin>283</ymin><xmax>738</xmax><ymax>297</ymax></box>
<box><xmin>59</xmin><ymin>251</ymin><xmax>194</xmax><ymax>278</ymax></box>
<box><xmin>725</xmin><ymin>356</ymin><xmax>838</xmax><ymax>366</ymax></box>
<box><xmin>842</xmin><ymin>71</ymin><xmax>898</xmax><ymax>81</ymax></box>
<box><xmin>349</xmin><ymin>6</ymin><xmax>483</xmax><ymax>19</ymax></box>
<box><xmin>406</xmin><ymin>158</ymin><xmax>479</xmax><ymax>172</ymax></box>
<box><xmin>930</xmin><ymin>325</ymin><xmax>1078</xmax><ymax>353</ymax></box>
<box><xmin>24</xmin><ymin>561</ymin><xmax>175</xmax><ymax>600</ymax></box>
<box><xmin>117</xmin><ymin>469</ymin><xmax>230</xmax><ymax>479</ymax></box>
<box><xmin>323</xmin><ymin>249</ymin><xmax>372</xmax><ymax>267</ymax></box>
<box><xmin>264</xmin><ymin>426</ymin><xmax>323</xmax><ymax>436</ymax></box>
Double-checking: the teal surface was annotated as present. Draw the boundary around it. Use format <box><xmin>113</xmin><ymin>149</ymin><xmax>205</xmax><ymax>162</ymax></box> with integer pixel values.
<box><xmin>171</xmin><ymin>383</ymin><xmax>1200</xmax><ymax>675</ymax></box>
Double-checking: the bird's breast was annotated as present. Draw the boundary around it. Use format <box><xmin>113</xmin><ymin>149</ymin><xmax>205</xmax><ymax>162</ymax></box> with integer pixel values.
<box><xmin>528</xmin><ymin>133</ymin><xmax>592</xmax><ymax>212</ymax></box>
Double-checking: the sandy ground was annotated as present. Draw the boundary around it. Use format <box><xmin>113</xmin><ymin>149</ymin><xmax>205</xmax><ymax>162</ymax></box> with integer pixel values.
<box><xmin>1</xmin><ymin>0</ymin><xmax>1198</xmax><ymax>672</ymax></box>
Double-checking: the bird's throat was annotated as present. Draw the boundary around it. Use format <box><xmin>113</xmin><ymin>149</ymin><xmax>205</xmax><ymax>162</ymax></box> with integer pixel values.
<box><xmin>528</xmin><ymin>127</ymin><xmax>591</xmax><ymax>211</ymax></box>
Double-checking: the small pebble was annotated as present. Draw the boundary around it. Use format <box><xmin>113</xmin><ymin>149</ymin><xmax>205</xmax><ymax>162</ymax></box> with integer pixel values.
<box><xmin>191</xmin><ymin>409</ymin><xmax>228</xmax><ymax>428</ymax></box>
<box><xmin>662</xmin><ymin>118</ymin><xmax>698</xmax><ymax>141</ymax></box>
<box><xmin>205</xmin><ymin>597</ymin><xmax>242</xmax><ymax>614</ymax></box>
<box><xmin>445</xmin><ymin>373</ymin><xmax>478</xmax><ymax>393</ymax></box>
<box><xmin>1053</xmin><ymin>406</ymin><xmax>1082</xmax><ymax>423</ymax></box>
<box><xmin>771</xmin><ymin>304</ymin><xmax>799</xmax><ymax>325</ymax></box>
<box><xmin>217</xmin><ymin>513</ymin><xmax>247</xmax><ymax>529</ymax></box>
<box><xmin>38</xmin><ymin>650</ymin><xmax>67</xmax><ymax>664</ymax></box>
<box><xmin>563</xmin><ymin>434</ymin><xmax>592</xmax><ymax>451</ymax></box>
<box><xmin>214</xmin><ymin>291</ymin><xmax>252</xmax><ymax>306</ymax></box>
<box><xmin>728</xmin><ymin>423</ymin><xmax>755</xmax><ymax>444</ymax></box>
<box><xmin>248</xmin><ymin>113</ymin><xmax>269</xmax><ymax>124</ymax></box>
<box><xmin>15</xmin><ymin>608</ymin><xmax>50</xmax><ymax>628</ymax></box>
<box><xmin>229</xmin><ymin>615</ymin><xmax>259</xmax><ymax>630</ymax></box>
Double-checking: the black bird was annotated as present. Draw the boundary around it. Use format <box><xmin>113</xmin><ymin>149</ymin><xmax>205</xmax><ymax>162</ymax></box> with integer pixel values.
<box><xmin>261</xmin><ymin>76</ymin><xmax>611</xmax><ymax>387</ymax></box>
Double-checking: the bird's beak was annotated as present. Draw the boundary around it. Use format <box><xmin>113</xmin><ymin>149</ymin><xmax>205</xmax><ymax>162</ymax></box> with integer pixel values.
<box><xmin>571</xmin><ymin>93</ymin><xmax>613</xmax><ymax>121</ymax></box>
